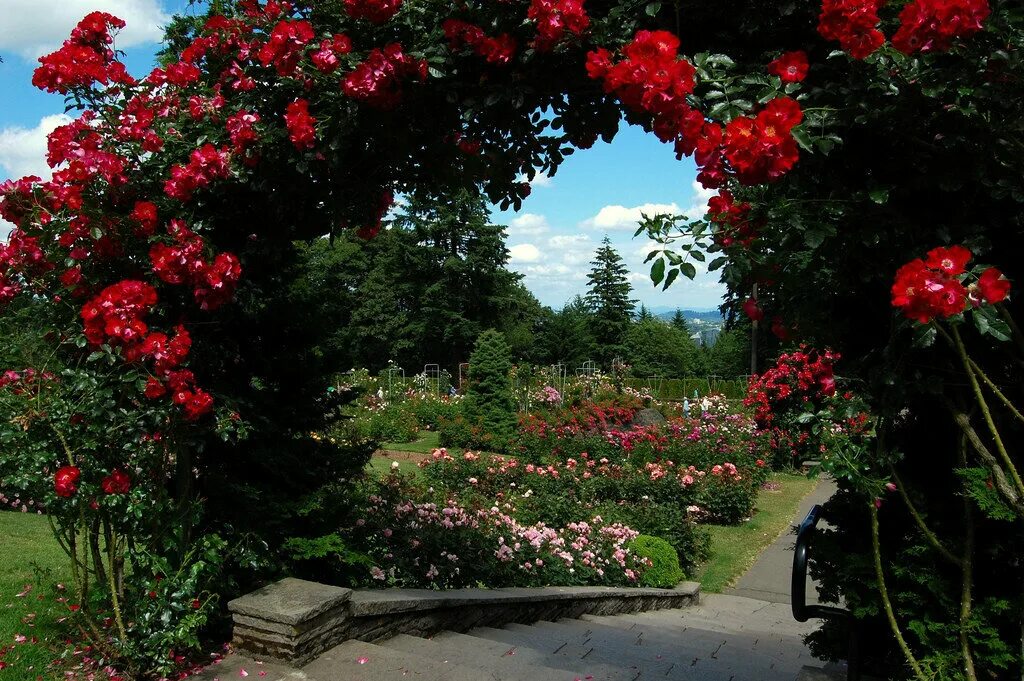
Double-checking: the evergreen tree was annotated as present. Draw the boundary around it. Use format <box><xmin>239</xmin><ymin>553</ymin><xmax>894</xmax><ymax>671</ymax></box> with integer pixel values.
<box><xmin>584</xmin><ymin>237</ymin><xmax>636</xmax><ymax>366</ymax></box>
<box><xmin>624</xmin><ymin>317</ymin><xmax>703</xmax><ymax>377</ymax></box>
<box><xmin>637</xmin><ymin>304</ymin><xmax>652</xmax><ymax>321</ymax></box>
<box><xmin>534</xmin><ymin>296</ymin><xmax>596</xmax><ymax>368</ymax></box>
<box><xmin>670</xmin><ymin>309</ymin><xmax>690</xmax><ymax>334</ymax></box>
<box><xmin>464</xmin><ymin>330</ymin><xmax>516</xmax><ymax>443</ymax></box>
<box><xmin>390</xmin><ymin>189</ymin><xmax>528</xmax><ymax>371</ymax></box>
<box><xmin>706</xmin><ymin>327</ymin><xmax>749</xmax><ymax>378</ymax></box>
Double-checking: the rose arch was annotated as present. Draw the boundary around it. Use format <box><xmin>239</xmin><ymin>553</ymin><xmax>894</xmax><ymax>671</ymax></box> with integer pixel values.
<box><xmin>0</xmin><ymin>0</ymin><xmax>1014</xmax><ymax>677</ymax></box>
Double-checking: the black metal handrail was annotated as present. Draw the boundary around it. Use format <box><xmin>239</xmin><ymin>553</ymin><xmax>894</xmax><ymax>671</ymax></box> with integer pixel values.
<box><xmin>791</xmin><ymin>504</ymin><xmax>861</xmax><ymax>681</ymax></box>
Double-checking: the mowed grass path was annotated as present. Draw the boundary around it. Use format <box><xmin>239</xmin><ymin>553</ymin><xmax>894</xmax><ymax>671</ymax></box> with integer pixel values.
<box><xmin>0</xmin><ymin>512</ymin><xmax>68</xmax><ymax>677</ymax></box>
<box><xmin>695</xmin><ymin>472</ymin><xmax>819</xmax><ymax>592</ymax></box>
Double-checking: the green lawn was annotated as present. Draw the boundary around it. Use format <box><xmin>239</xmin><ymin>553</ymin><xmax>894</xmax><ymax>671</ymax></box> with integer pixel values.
<box><xmin>380</xmin><ymin>430</ymin><xmax>442</xmax><ymax>454</ymax></box>
<box><xmin>0</xmin><ymin>512</ymin><xmax>69</xmax><ymax>676</ymax></box>
<box><xmin>693</xmin><ymin>472</ymin><xmax>819</xmax><ymax>592</ymax></box>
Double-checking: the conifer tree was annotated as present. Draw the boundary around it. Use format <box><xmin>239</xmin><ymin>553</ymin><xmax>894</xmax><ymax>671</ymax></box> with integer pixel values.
<box><xmin>464</xmin><ymin>329</ymin><xmax>516</xmax><ymax>443</ymax></box>
<box><xmin>585</xmin><ymin>236</ymin><xmax>636</xmax><ymax>365</ymax></box>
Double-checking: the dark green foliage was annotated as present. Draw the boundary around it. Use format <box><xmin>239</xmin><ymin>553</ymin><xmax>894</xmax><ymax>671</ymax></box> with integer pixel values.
<box><xmin>623</xmin><ymin>317</ymin><xmax>705</xmax><ymax>377</ymax></box>
<box><xmin>463</xmin><ymin>330</ymin><xmax>517</xmax><ymax>445</ymax></box>
<box><xmin>585</xmin><ymin>237</ymin><xmax>636</xmax><ymax>365</ymax></box>
<box><xmin>706</xmin><ymin>327</ymin><xmax>750</xmax><ymax>379</ymax></box>
<box><xmin>630</xmin><ymin>535</ymin><xmax>685</xmax><ymax>588</ymax></box>
<box><xmin>533</xmin><ymin>296</ymin><xmax>597</xmax><ymax>369</ymax></box>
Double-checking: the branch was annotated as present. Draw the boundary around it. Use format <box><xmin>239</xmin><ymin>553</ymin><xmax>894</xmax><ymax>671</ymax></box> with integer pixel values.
<box><xmin>889</xmin><ymin>466</ymin><xmax>962</xmax><ymax>567</ymax></box>
<box><xmin>948</xmin><ymin>404</ymin><xmax>1024</xmax><ymax>516</ymax></box>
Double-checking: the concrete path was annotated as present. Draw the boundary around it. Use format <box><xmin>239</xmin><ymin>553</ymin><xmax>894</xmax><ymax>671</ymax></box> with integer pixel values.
<box><xmin>725</xmin><ymin>476</ymin><xmax>838</xmax><ymax>605</ymax></box>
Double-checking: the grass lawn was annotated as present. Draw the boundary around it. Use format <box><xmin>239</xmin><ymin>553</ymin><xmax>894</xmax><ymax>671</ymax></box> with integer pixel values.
<box><xmin>693</xmin><ymin>472</ymin><xmax>819</xmax><ymax>593</ymax></box>
<box><xmin>0</xmin><ymin>511</ymin><xmax>69</xmax><ymax>676</ymax></box>
<box><xmin>380</xmin><ymin>430</ymin><xmax>442</xmax><ymax>454</ymax></box>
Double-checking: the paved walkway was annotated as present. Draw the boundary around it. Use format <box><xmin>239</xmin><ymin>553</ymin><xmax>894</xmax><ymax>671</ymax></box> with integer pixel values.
<box><xmin>725</xmin><ymin>476</ymin><xmax>838</xmax><ymax>605</ymax></box>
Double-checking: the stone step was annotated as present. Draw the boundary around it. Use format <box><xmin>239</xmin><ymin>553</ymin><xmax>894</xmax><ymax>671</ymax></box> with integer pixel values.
<box><xmin>382</xmin><ymin>632</ymin><xmax>586</xmax><ymax>681</ymax></box>
<box><xmin>466</xmin><ymin>625</ymin><xmax>650</xmax><ymax>681</ymax></box>
<box><xmin>302</xmin><ymin>639</ymin><xmax>494</xmax><ymax>681</ymax></box>
<box><xmin>527</xmin><ymin>616</ymin><xmax>815</xmax><ymax>680</ymax></box>
<box><xmin>189</xmin><ymin>653</ymin><xmax>317</xmax><ymax>680</ymax></box>
<box><xmin>474</xmin><ymin>617</ymin><xmax>804</xmax><ymax>681</ymax></box>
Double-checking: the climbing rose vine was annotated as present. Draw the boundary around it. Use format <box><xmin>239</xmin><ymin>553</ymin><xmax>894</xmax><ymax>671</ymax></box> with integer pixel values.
<box><xmin>0</xmin><ymin>0</ymin><xmax>1000</xmax><ymax>676</ymax></box>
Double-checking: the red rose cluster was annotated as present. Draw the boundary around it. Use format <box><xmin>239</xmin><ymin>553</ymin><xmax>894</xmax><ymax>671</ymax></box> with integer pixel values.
<box><xmin>342</xmin><ymin>44</ymin><xmax>427</xmax><ymax>109</ymax></box>
<box><xmin>707</xmin><ymin>190</ymin><xmax>757</xmax><ymax>248</ymax></box>
<box><xmin>54</xmin><ymin>466</ymin><xmax>81</xmax><ymax>498</ymax></box>
<box><xmin>892</xmin><ymin>0</ymin><xmax>990</xmax><ymax>54</ymax></box>
<box><xmin>164</xmin><ymin>144</ymin><xmax>232</xmax><ymax>201</ymax></box>
<box><xmin>745</xmin><ymin>347</ymin><xmax>839</xmax><ymax>428</ymax></box>
<box><xmin>528</xmin><ymin>0</ymin><xmax>590</xmax><ymax>52</ymax></box>
<box><xmin>817</xmin><ymin>0</ymin><xmax>886</xmax><ymax>59</ymax></box>
<box><xmin>311</xmin><ymin>34</ymin><xmax>353</xmax><ymax>73</ymax></box>
<box><xmin>345</xmin><ymin>0</ymin><xmax>403</xmax><ymax>24</ymax></box>
<box><xmin>32</xmin><ymin>12</ymin><xmax>133</xmax><ymax>93</ymax></box>
<box><xmin>586</xmin><ymin>31</ymin><xmax>699</xmax><ymax>149</ymax></box>
<box><xmin>443</xmin><ymin>19</ymin><xmax>518</xmax><ymax>66</ymax></box>
<box><xmin>588</xmin><ymin>32</ymin><xmax>805</xmax><ymax>188</ymax></box>
<box><xmin>723</xmin><ymin>97</ymin><xmax>803</xmax><ymax>185</ymax></box>
<box><xmin>0</xmin><ymin>230</ymin><xmax>51</xmax><ymax>306</ymax></box>
<box><xmin>257</xmin><ymin>19</ymin><xmax>314</xmax><ymax>76</ymax></box>
<box><xmin>80</xmin><ymin>280</ymin><xmax>158</xmax><ymax>347</ymax></box>
<box><xmin>52</xmin><ymin>466</ymin><xmax>132</xmax><ymax>499</ymax></box>
<box><xmin>819</xmin><ymin>0</ymin><xmax>989</xmax><ymax>58</ymax></box>
<box><xmin>284</xmin><ymin>99</ymin><xmax>316</xmax><ymax>149</ymax></box>
<box><xmin>891</xmin><ymin>245</ymin><xmax>1009</xmax><ymax>323</ymax></box>
<box><xmin>150</xmin><ymin>220</ymin><xmax>241</xmax><ymax>311</ymax></box>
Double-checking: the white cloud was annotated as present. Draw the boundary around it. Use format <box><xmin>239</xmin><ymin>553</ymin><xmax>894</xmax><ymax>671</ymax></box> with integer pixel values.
<box><xmin>508</xmin><ymin>213</ymin><xmax>551</xmax><ymax>236</ymax></box>
<box><xmin>580</xmin><ymin>202</ymin><xmax>682</xmax><ymax>231</ymax></box>
<box><xmin>0</xmin><ymin>114</ymin><xmax>72</xmax><ymax>181</ymax></box>
<box><xmin>682</xmin><ymin>180</ymin><xmax>717</xmax><ymax>220</ymax></box>
<box><xmin>509</xmin><ymin>243</ymin><xmax>543</xmax><ymax>263</ymax></box>
<box><xmin>0</xmin><ymin>0</ymin><xmax>169</xmax><ymax>60</ymax></box>
<box><xmin>517</xmin><ymin>173</ymin><xmax>553</xmax><ymax>189</ymax></box>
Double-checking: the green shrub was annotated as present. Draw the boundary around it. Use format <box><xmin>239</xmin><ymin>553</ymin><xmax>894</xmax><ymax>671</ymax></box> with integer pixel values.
<box><xmin>463</xmin><ymin>330</ymin><xmax>516</xmax><ymax>444</ymax></box>
<box><xmin>630</xmin><ymin>535</ymin><xmax>684</xmax><ymax>588</ymax></box>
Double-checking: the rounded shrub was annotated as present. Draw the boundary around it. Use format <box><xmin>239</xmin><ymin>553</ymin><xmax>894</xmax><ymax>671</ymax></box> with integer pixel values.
<box><xmin>630</xmin><ymin>535</ymin><xmax>684</xmax><ymax>588</ymax></box>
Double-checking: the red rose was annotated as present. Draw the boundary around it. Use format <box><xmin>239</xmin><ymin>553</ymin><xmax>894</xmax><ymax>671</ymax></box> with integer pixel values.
<box><xmin>101</xmin><ymin>469</ymin><xmax>131</xmax><ymax>495</ymax></box>
<box><xmin>767</xmin><ymin>51</ymin><xmax>809</xmax><ymax>83</ymax></box>
<box><xmin>54</xmin><ymin>466</ymin><xmax>81</xmax><ymax>498</ymax></box>
<box><xmin>743</xmin><ymin>298</ymin><xmax>765</xmax><ymax>322</ymax></box>
<box><xmin>977</xmin><ymin>267</ymin><xmax>1010</xmax><ymax>304</ymax></box>
<box><xmin>924</xmin><ymin>245</ymin><xmax>972</xmax><ymax>275</ymax></box>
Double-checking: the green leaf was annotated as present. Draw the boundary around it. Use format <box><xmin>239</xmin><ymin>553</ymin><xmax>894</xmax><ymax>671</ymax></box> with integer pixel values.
<box><xmin>680</xmin><ymin>262</ymin><xmax>697</xmax><ymax>280</ymax></box>
<box><xmin>708</xmin><ymin>256</ymin><xmax>728</xmax><ymax>271</ymax></box>
<box><xmin>650</xmin><ymin>258</ymin><xmax>666</xmax><ymax>286</ymax></box>
<box><xmin>645</xmin><ymin>2</ymin><xmax>662</xmax><ymax>16</ymax></box>
<box><xmin>791</xmin><ymin>127</ymin><xmax>814</xmax><ymax>153</ymax></box>
<box><xmin>662</xmin><ymin>268</ymin><xmax>680</xmax><ymax>290</ymax></box>
<box><xmin>868</xmin><ymin>188</ymin><xmax>890</xmax><ymax>204</ymax></box>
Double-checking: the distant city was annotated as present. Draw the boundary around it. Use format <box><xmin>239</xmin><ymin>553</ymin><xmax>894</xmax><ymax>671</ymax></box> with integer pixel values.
<box><xmin>653</xmin><ymin>308</ymin><xmax>725</xmax><ymax>346</ymax></box>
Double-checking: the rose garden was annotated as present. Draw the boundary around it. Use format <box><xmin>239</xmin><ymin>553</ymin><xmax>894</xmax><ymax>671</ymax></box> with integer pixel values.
<box><xmin>0</xmin><ymin>0</ymin><xmax>1021</xmax><ymax>679</ymax></box>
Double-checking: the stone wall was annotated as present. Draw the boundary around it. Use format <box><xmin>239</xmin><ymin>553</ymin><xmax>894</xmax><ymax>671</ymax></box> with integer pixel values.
<box><xmin>229</xmin><ymin>579</ymin><xmax>701</xmax><ymax>666</ymax></box>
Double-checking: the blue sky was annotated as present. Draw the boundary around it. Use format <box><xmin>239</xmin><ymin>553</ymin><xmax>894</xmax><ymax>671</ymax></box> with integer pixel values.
<box><xmin>0</xmin><ymin>0</ymin><xmax>725</xmax><ymax>311</ymax></box>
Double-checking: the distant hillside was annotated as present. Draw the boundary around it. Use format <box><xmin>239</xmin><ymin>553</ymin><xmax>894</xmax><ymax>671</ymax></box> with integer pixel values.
<box><xmin>654</xmin><ymin>309</ymin><xmax>723</xmax><ymax>323</ymax></box>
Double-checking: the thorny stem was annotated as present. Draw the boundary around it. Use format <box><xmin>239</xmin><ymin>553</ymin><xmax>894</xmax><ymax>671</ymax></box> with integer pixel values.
<box><xmin>949</xmin><ymin>406</ymin><xmax>1024</xmax><ymax>515</ymax></box>
<box><xmin>958</xmin><ymin>435</ymin><xmax>978</xmax><ymax>681</ymax></box>
<box><xmin>870</xmin><ymin>503</ymin><xmax>928</xmax><ymax>681</ymax></box>
<box><xmin>105</xmin><ymin>522</ymin><xmax>128</xmax><ymax>642</ymax></box>
<box><xmin>951</xmin><ymin>325</ymin><xmax>1024</xmax><ymax>497</ymax></box>
<box><xmin>889</xmin><ymin>466</ymin><xmax>962</xmax><ymax>567</ymax></box>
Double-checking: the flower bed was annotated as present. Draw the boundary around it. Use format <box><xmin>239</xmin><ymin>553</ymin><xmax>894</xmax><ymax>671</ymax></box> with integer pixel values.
<box><xmin>351</xmin><ymin>474</ymin><xmax>653</xmax><ymax>589</ymax></box>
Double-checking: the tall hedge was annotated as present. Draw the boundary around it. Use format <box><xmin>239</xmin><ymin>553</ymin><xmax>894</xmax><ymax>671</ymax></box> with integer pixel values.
<box><xmin>464</xmin><ymin>330</ymin><xmax>517</xmax><ymax>445</ymax></box>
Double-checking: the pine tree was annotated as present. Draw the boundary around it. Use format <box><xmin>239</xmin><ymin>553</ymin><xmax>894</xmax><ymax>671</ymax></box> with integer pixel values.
<box><xmin>638</xmin><ymin>304</ymin><xmax>652</xmax><ymax>321</ymax></box>
<box><xmin>585</xmin><ymin>236</ymin><xmax>636</xmax><ymax>366</ymax></box>
<box><xmin>670</xmin><ymin>309</ymin><xmax>690</xmax><ymax>334</ymax></box>
<box><xmin>464</xmin><ymin>329</ymin><xmax>517</xmax><ymax>443</ymax></box>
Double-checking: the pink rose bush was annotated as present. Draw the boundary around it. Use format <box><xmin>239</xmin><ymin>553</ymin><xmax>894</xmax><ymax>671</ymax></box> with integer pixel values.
<box><xmin>353</xmin><ymin>475</ymin><xmax>651</xmax><ymax>588</ymax></box>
